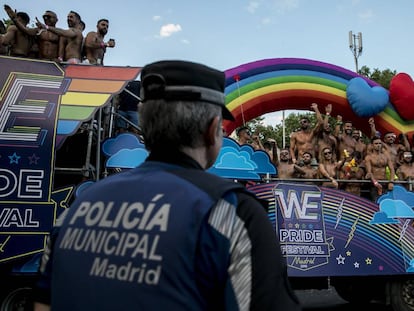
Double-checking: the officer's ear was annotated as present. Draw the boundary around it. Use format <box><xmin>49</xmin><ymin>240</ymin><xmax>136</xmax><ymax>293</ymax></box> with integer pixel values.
<box><xmin>205</xmin><ymin>115</ymin><xmax>221</xmax><ymax>146</ymax></box>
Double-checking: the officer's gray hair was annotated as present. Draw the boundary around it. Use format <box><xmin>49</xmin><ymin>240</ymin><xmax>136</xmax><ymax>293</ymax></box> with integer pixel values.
<box><xmin>139</xmin><ymin>100</ymin><xmax>222</xmax><ymax>151</ymax></box>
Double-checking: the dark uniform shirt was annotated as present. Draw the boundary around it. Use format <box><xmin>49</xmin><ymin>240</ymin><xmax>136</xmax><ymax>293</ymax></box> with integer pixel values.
<box><xmin>35</xmin><ymin>150</ymin><xmax>300</xmax><ymax>311</ymax></box>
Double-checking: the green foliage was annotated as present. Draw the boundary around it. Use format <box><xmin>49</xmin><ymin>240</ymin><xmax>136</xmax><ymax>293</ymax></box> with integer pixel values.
<box><xmin>358</xmin><ymin>65</ymin><xmax>397</xmax><ymax>89</ymax></box>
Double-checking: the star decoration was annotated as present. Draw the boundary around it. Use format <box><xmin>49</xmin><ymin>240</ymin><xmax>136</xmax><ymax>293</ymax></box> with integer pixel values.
<box><xmin>346</xmin><ymin>250</ymin><xmax>352</xmax><ymax>256</ymax></box>
<box><xmin>354</xmin><ymin>262</ymin><xmax>360</xmax><ymax>268</ymax></box>
<box><xmin>365</xmin><ymin>257</ymin><xmax>372</xmax><ymax>265</ymax></box>
<box><xmin>302</xmin><ymin>223</ymin><xmax>307</xmax><ymax>229</ymax></box>
<box><xmin>28</xmin><ymin>153</ymin><xmax>40</xmax><ymax>165</ymax></box>
<box><xmin>336</xmin><ymin>254</ymin><xmax>345</xmax><ymax>264</ymax></box>
<box><xmin>288</xmin><ymin>223</ymin><xmax>293</xmax><ymax>228</ymax></box>
<box><xmin>295</xmin><ymin>223</ymin><xmax>300</xmax><ymax>229</ymax></box>
<box><xmin>8</xmin><ymin>152</ymin><xmax>21</xmax><ymax>164</ymax></box>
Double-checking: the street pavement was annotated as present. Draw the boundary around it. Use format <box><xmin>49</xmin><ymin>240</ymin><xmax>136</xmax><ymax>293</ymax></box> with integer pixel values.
<box><xmin>296</xmin><ymin>287</ymin><xmax>390</xmax><ymax>310</ymax></box>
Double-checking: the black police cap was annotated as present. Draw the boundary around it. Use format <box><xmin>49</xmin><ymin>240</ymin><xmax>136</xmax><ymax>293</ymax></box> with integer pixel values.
<box><xmin>140</xmin><ymin>60</ymin><xmax>234</xmax><ymax>121</ymax></box>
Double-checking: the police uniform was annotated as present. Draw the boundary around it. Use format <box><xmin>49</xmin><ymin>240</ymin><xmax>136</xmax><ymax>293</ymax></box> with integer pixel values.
<box><xmin>34</xmin><ymin>60</ymin><xmax>300</xmax><ymax>311</ymax></box>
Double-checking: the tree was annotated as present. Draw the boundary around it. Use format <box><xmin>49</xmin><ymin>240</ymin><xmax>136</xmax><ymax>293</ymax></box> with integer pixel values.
<box><xmin>358</xmin><ymin>65</ymin><xmax>397</xmax><ymax>89</ymax></box>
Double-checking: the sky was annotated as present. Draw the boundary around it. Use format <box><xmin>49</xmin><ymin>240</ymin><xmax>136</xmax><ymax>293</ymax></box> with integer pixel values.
<box><xmin>3</xmin><ymin>0</ymin><xmax>414</xmax><ymax>126</ymax></box>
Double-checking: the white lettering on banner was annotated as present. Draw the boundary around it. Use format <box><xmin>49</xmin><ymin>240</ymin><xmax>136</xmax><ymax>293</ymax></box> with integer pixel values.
<box><xmin>90</xmin><ymin>257</ymin><xmax>161</xmax><ymax>285</ymax></box>
<box><xmin>281</xmin><ymin>245</ymin><xmax>326</xmax><ymax>255</ymax></box>
<box><xmin>274</xmin><ymin>189</ymin><xmax>320</xmax><ymax>220</ymax></box>
<box><xmin>18</xmin><ymin>169</ymin><xmax>44</xmax><ymax>198</ymax></box>
<box><xmin>69</xmin><ymin>194</ymin><xmax>169</xmax><ymax>232</ymax></box>
<box><xmin>0</xmin><ymin>208</ymin><xmax>40</xmax><ymax>227</ymax></box>
<box><xmin>291</xmin><ymin>257</ymin><xmax>316</xmax><ymax>267</ymax></box>
<box><xmin>0</xmin><ymin>169</ymin><xmax>44</xmax><ymax>199</ymax></box>
<box><xmin>280</xmin><ymin>229</ymin><xmax>323</xmax><ymax>243</ymax></box>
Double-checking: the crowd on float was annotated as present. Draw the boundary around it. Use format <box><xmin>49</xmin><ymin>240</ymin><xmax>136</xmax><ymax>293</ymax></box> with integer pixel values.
<box><xmin>0</xmin><ymin>4</ymin><xmax>115</xmax><ymax>65</ymax></box>
<box><xmin>236</xmin><ymin>103</ymin><xmax>414</xmax><ymax>201</ymax></box>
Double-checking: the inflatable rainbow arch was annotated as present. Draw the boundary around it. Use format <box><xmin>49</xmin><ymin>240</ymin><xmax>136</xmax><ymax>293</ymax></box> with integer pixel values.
<box><xmin>223</xmin><ymin>58</ymin><xmax>414</xmax><ymax>138</ymax></box>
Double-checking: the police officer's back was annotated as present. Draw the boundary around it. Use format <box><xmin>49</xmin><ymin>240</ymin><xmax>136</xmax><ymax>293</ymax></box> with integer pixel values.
<box><xmin>33</xmin><ymin>60</ymin><xmax>301</xmax><ymax>311</ymax></box>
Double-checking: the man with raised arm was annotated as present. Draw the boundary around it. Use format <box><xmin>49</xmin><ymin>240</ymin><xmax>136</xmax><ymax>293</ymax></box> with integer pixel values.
<box><xmin>36</xmin><ymin>11</ymin><xmax>83</xmax><ymax>63</ymax></box>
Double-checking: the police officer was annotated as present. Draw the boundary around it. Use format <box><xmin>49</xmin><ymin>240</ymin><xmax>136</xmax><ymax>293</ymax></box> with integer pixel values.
<box><xmin>34</xmin><ymin>60</ymin><xmax>301</xmax><ymax>311</ymax></box>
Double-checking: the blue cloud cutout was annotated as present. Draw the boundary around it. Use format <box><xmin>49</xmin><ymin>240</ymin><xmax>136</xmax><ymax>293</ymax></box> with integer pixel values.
<box><xmin>407</xmin><ymin>259</ymin><xmax>414</xmax><ymax>273</ymax></box>
<box><xmin>378</xmin><ymin>185</ymin><xmax>414</xmax><ymax>206</ymax></box>
<box><xmin>369</xmin><ymin>211</ymin><xmax>399</xmax><ymax>225</ymax></box>
<box><xmin>379</xmin><ymin>199</ymin><xmax>414</xmax><ymax>218</ymax></box>
<box><xmin>102</xmin><ymin>133</ymin><xmax>144</xmax><ymax>157</ymax></box>
<box><xmin>208</xmin><ymin>137</ymin><xmax>276</xmax><ymax>180</ymax></box>
<box><xmin>106</xmin><ymin>148</ymin><xmax>149</xmax><ymax>168</ymax></box>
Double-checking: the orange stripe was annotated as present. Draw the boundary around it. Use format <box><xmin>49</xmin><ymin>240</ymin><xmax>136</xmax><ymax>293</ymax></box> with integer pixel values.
<box><xmin>68</xmin><ymin>79</ymin><xmax>126</xmax><ymax>93</ymax></box>
<box><xmin>224</xmin><ymin>90</ymin><xmax>348</xmax><ymax>134</ymax></box>
<box><xmin>64</xmin><ymin>65</ymin><xmax>141</xmax><ymax>80</ymax></box>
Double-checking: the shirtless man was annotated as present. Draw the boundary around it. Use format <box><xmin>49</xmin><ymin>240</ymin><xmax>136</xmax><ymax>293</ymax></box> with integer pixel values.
<box><xmin>290</xmin><ymin>103</ymin><xmax>320</xmax><ymax>164</ymax></box>
<box><xmin>365</xmin><ymin>137</ymin><xmax>395</xmax><ymax>201</ymax></box>
<box><xmin>236</xmin><ymin>126</ymin><xmax>251</xmax><ymax>145</ymax></box>
<box><xmin>84</xmin><ymin>19</ymin><xmax>115</xmax><ymax>65</ymax></box>
<box><xmin>277</xmin><ymin>148</ymin><xmax>297</xmax><ymax>179</ymax></box>
<box><xmin>0</xmin><ymin>20</ymin><xmax>7</xmax><ymax>55</ymax></box>
<box><xmin>295</xmin><ymin>151</ymin><xmax>318</xmax><ymax>182</ymax></box>
<box><xmin>4</xmin><ymin>5</ymin><xmax>59</xmax><ymax>61</ymax></box>
<box><xmin>37</xmin><ymin>11</ymin><xmax>83</xmax><ymax>63</ymax></box>
<box><xmin>318</xmin><ymin>147</ymin><xmax>342</xmax><ymax>189</ymax></box>
<box><xmin>351</xmin><ymin>129</ymin><xmax>367</xmax><ymax>159</ymax></box>
<box><xmin>334</xmin><ymin>116</ymin><xmax>356</xmax><ymax>161</ymax></box>
<box><xmin>314</xmin><ymin>104</ymin><xmax>337</xmax><ymax>161</ymax></box>
<box><xmin>368</xmin><ymin>117</ymin><xmax>407</xmax><ymax>170</ymax></box>
<box><xmin>396</xmin><ymin>150</ymin><xmax>414</xmax><ymax>191</ymax></box>
<box><xmin>264</xmin><ymin>138</ymin><xmax>278</xmax><ymax>165</ymax></box>
<box><xmin>340</xmin><ymin>151</ymin><xmax>365</xmax><ymax>196</ymax></box>
<box><xmin>0</xmin><ymin>10</ymin><xmax>31</xmax><ymax>57</ymax></box>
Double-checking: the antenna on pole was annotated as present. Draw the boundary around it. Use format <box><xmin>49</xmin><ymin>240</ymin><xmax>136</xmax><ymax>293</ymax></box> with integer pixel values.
<box><xmin>349</xmin><ymin>31</ymin><xmax>363</xmax><ymax>73</ymax></box>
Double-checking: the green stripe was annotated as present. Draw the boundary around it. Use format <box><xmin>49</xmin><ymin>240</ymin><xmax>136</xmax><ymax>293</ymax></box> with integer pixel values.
<box><xmin>226</xmin><ymin>76</ymin><xmax>346</xmax><ymax>103</ymax></box>
<box><xmin>59</xmin><ymin>106</ymin><xmax>96</xmax><ymax>120</ymax></box>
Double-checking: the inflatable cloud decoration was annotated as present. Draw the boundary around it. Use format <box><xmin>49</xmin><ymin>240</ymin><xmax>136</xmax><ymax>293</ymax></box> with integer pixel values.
<box><xmin>389</xmin><ymin>73</ymin><xmax>414</xmax><ymax>121</ymax></box>
<box><xmin>346</xmin><ymin>77</ymin><xmax>389</xmax><ymax>118</ymax></box>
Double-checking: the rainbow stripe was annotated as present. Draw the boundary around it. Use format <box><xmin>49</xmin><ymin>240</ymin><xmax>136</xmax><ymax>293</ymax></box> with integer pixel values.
<box><xmin>56</xmin><ymin>65</ymin><xmax>141</xmax><ymax>143</ymax></box>
<box><xmin>224</xmin><ymin>58</ymin><xmax>414</xmax><ymax>137</ymax></box>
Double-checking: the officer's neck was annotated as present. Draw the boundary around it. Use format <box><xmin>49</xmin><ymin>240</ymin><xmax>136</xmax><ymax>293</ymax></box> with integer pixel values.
<box><xmin>181</xmin><ymin>146</ymin><xmax>209</xmax><ymax>169</ymax></box>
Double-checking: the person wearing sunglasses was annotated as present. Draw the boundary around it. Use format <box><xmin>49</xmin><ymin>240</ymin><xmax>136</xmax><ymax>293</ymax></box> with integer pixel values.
<box><xmin>318</xmin><ymin>147</ymin><xmax>343</xmax><ymax>189</ymax></box>
<box><xmin>36</xmin><ymin>10</ymin><xmax>83</xmax><ymax>64</ymax></box>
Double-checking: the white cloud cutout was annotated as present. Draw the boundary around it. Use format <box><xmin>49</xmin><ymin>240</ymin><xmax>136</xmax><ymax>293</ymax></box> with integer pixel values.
<box><xmin>152</xmin><ymin>15</ymin><xmax>161</xmax><ymax>21</ymax></box>
<box><xmin>159</xmin><ymin>23</ymin><xmax>182</xmax><ymax>37</ymax></box>
<box><xmin>247</xmin><ymin>1</ymin><xmax>260</xmax><ymax>13</ymax></box>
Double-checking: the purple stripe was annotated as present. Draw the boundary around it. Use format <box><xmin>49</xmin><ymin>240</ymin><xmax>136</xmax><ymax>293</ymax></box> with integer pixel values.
<box><xmin>225</xmin><ymin>58</ymin><xmax>379</xmax><ymax>87</ymax></box>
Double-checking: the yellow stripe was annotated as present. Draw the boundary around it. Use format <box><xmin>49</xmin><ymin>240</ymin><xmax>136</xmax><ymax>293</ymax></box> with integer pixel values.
<box><xmin>226</xmin><ymin>82</ymin><xmax>346</xmax><ymax>110</ymax></box>
<box><xmin>61</xmin><ymin>92</ymin><xmax>111</xmax><ymax>107</ymax></box>
<box><xmin>378</xmin><ymin>112</ymin><xmax>414</xmax><ymax>132</ymax></box>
